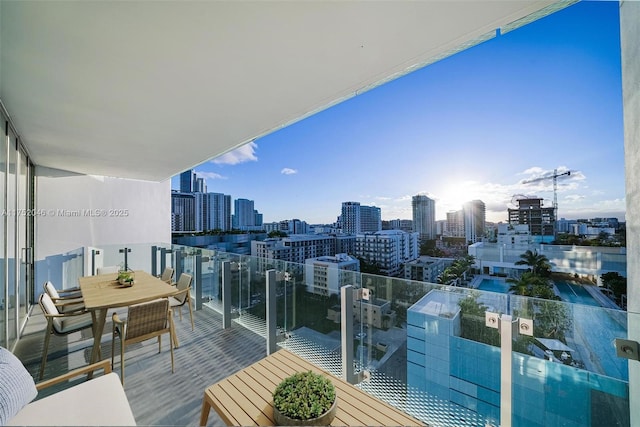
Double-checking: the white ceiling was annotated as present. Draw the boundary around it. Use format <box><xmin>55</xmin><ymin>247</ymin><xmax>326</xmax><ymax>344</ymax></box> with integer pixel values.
<box><xmin>0</xmin><ymin>1</ymin><xmax>565</xmax><ymax>182</ymax></box>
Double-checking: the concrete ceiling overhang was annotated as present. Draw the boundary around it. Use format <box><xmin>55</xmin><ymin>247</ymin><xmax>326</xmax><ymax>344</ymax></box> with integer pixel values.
<box><xmin>0</xmin><ymin>1</ymin><xmax>567</xmax><ymax>182</ymax></box>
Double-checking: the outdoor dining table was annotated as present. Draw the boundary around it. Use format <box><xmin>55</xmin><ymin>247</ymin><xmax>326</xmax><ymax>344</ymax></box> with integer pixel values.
<box><xmin>79</xmin><ymin>270</ymin><xmax>179</xmax><ymax>365</ymax></box>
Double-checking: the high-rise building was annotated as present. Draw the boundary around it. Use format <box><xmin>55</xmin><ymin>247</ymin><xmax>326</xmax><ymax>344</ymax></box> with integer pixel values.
<box><xmin>206</xmin><ymin>193</ymin><xmax>232</xmax><ymax>231</ymax></box>
<box><xmin>445</xmin><ymin>210</ymin><xmax>465</xmax><ymax>238</ymax></box>
<box><xmin>508</xmin><ymin>197</ymin><xmax>555</xmax><ymax>243</ymax></box>
<box><xmin>412</xmin><ymin>195</ymin><xmax>436</xmax><ymax>241</ymax></box>
<box><xmin>180</xmin><ymin>169</ymin><xmax>206</xmax><ymax>193</ymax></box>
<box><xmin>179</xmin><ymin>170</ymin><xmax>195</xmax><ymax>193</ymax></box>
<box><xmin>254</xmin><ymin>211</ymin><xmax>263</xmax><ymax>228</ymax></box>
<box><xmin>233</xmin><ymin>198</ymin><xmax>256</xmax><ymax>230</ymax></box>
<box><xmin>171</xmin><ymin>191</ymin><xmax>196</xmax><ymax>231</ymax></box>
<box><xmin>354</xmin><ymin>230</ymin><xmax>419</xmax><ymax>277</ymax></box>
<box><xmin>194</xmin><ymin>176</ymin><xmax>207</xmax><ymax>193</ymax></box>
<box><xmin>463</xmin><ymin>199</ymin><xmax>486</xmax><ymax>244</ymax></box>
<box><xmin>387</xmin><ymin>219</ymin><xmax>413</xmax><ymax>232</ymax></box>
<box><xmin>341</xmin><ymin>201</ymin><xmax>361</xmax><ymax>234</ymax></box>
<box><xmin>361</xmin><ymin>205</ymin><xmax>382</xmax><ymax>233</ymax></box>
<box><xmin>340</xmin><ymin>201</ymin><xmax>381</xmax><ymax>233</ymax></box>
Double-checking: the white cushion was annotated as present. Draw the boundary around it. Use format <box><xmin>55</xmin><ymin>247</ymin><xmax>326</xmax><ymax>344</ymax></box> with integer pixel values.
<box><xmin>7</xmin><ymin>373</ymin><xmax>136</xmax><ymax>426</ymax></box>
<box><xmin>0</xmin><ymin>347</ymin><xmax>37</xmax><ymax>425</ymax></box>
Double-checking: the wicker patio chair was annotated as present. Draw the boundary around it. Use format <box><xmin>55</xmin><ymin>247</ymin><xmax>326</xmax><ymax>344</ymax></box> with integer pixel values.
<box><xmin>111</xmin><ymin>298</ymin><xmax>176</xmax><ymax>386</ymax></box>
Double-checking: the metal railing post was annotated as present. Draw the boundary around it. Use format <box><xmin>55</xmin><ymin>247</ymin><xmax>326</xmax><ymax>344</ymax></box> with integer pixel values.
<box><xmin>341</xmin><ymin>285</ymin><xmax>355</xmax><ymax>384</ymax></box>
<box><xmin>266</xmin><ymin>269</ymin><xmax>277</xmax><ymax>355</ymax></box>
<box><xmin>222</xmin><ymin>261</ymin><xmax>232</xmax><ymax>329</ymax></box>
<box><xmin>119</xmin><ymin>247</ymin><xmax>131</xmax><ymax>270</ymax></box>
<box><xmin>91</xmin><ymin>249</ymin><xmax>100</xmax><ymax>276</ymax></box>
<box><xmin>160</xmin><ymin>247</ymin><xmax>170</xmax><ymax>274</ymax></box>
<box><xmin>175</xmin><ymin>250</ymin><xmax>184</xmax><ymax>279</ymax></box>
<box><xmin>486</xmin><ymin>312</ymin><xmax>533</xmax><ymax>427</ymax></box>
<box><xmin>151</xmin><ymin>245</ymin><xmax>158</xmax><ymax>276</ymax></box>
<box><xmin>195</xmin><ymin>255</ymin><xmax>203</xmax><ymax>311</ymax></box>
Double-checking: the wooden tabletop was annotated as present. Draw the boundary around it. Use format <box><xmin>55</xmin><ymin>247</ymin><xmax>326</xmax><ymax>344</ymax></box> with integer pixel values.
<box><xmin>200</xmin><ymin>349</ymin><xmax>424</xmax><ymax>426</ymax></box>
<box><xmin>79</xmin><ymin>270</ymin><xmax>178</xmax><ymax>310</ymax></box>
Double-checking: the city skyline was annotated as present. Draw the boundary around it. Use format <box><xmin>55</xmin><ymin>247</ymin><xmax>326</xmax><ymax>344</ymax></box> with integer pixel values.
<box><xmin>171</xmin><ymin>1</ymin><xmax>624</xmax><ymax>225</ymax></box>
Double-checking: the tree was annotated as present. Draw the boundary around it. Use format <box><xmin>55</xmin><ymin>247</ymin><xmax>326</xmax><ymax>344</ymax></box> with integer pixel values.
<box><xmin>601</xmin><ymin>271</ymin><xmax>627</xmax><ymax>305</ymax></box>
<box><xmin>533</xmin><ymin>299</ymin><xmax>572</xmax><ymax>342</ymax></box>
<box><xmin>515</xmin><ymin>249</ymin><xmax>551</xmax><ymax>277</ymax></box>
<box><xmin>420</xmin><ymin>239</ymin><xmax>444</xmax><ymax>256</ymax></box>
<box><xmin>507</xmin><ymin>272</ymin><xmax>556</xmax><ymax>299</ymax></box>
<box><xmin>358</xmin><ymin>258</ymin><xmax>383</xmax><ymax>276</ymax></box>
<box><xmin>457</xmin><ymin>292</ymin><xmax>500</xmax><ymax>346</ymax></box>
<box><xmin>437</xmin><ymin>255</ymin><xmax>476</xmax><ymax>286</ymax></box>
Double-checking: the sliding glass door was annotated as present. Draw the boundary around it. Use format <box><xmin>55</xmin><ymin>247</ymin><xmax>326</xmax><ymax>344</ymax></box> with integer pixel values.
<box><xmin>1</xmin><ymin>113</ymin><xmax>34</xmax><ymax>350</ymax></box>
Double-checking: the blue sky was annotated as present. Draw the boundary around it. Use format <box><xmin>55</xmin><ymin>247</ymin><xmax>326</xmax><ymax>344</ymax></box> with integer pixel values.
<box><xmin>172</xmin><ymin>1</ymin><xmax>624</xmax><ymax>225</ymax></box>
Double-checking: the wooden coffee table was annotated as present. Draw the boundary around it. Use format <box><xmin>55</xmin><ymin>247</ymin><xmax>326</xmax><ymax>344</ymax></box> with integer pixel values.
<box><xmin>200</xmin><ymin>348</ymin><xmax>424</xmax><ymax>426</ymax></box>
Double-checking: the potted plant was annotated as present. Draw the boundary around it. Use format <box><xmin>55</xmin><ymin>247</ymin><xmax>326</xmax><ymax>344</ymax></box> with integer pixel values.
<box><xmin>272</xmin><ymin>371</ymin><xmax>337</xmax><ymax>426</ymax></box>
<box><xmin>117</xmin><ymin>270</ymin><xmax>135</xmax><ymax>286</ymax></box>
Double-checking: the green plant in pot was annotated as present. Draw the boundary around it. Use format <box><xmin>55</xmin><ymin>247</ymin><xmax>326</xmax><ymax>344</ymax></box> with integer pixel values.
<box><xmin>272</xmin><ymin>371</ymin><xmax>337</xmax><ymax>426</ymax></box>
<box><xmin>117</xmin><ymin>270</ymin><xmax>135</xmax><ymax>286</ymax></box>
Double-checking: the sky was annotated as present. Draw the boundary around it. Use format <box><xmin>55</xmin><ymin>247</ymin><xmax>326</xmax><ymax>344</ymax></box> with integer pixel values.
<box><xmin>171</xmin><ymin>1</ymin><xmax>625</xmax><ymax>225</ymax></box>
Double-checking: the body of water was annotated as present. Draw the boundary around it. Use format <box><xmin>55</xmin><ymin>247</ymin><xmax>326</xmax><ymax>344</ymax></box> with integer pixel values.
<box><xmin>477</xmin><ymin>278</ymin><xmax>511</xmax><ymax>294</ymax></box>
<box><xmin>477</xmin><ymin>277</ymin><xmax>601</xmax><ymax>307</ymax></box>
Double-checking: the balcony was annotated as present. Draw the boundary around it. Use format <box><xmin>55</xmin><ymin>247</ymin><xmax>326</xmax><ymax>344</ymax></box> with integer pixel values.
<box><xmin>12</xmin><ymin>243</ymin><xmax>631</xmax><ymax>426</ymax></box>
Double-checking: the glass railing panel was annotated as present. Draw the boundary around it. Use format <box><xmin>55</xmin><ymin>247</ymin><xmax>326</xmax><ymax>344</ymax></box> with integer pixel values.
<box><xmin>196</xmin><ymin>248</ymin><xmax>220</xmax><ymax>307</ymax></box>
<box><xmin>224</xmin><ymin>253</ymin><xmax>266</xmax><ymax>334</ymax></box>
<box><xmin>275</xmin><ymin>259</ymin><xmax>351</xmax><ymax>377</ymax></box>
<box><xmin>42</xmin><ymin>246</ymin><xmax>85</xmax><ymax>295</ymax></box>
<box><xmin>404</xmin><ymin>287</ymin><xmax>629</xmax><ymax>427</ymax></box>
<box><xmin>97</xmin><ymin>242</ymin><xmax>170</xmax><ymax>273</ymax></box>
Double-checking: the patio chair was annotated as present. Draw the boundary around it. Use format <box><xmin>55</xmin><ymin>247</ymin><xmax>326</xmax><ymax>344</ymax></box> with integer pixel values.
<box><xmin>168</xmin><ymin>273</ymin><xmax>194</xmax><ymax>331</ymax></box>
<box><xmin>111</xmin><ymin>298</ymin><xmax>176</xmax><ymax>386</ymax></box>
<box><xmin>43</xmin><ymin>281</ymin><xmax>84</xmax><ymax>313</ymax></box>
<box><xmin>158</xmin><ymin>267</ymin><xmax>174</xmax><ymax>284</ymax></box>
<box><xmin>96</xmin><ymin>266</ymin><xmax>119</xmax><ymax>275</ymax></box>
<box><xmin>37</xmin><ymin>293</ymin><xmax>94</xmax><ymax>380</ymax></box>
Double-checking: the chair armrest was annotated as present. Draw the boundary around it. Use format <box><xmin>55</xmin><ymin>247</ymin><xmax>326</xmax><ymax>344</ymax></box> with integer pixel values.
<box><xmin>172</xmin><ymin>288</ymin><xmax>188</xmax><ymax>298</ymax></box>
<box><xmin>112</xmin><ymin>312</ymin><xmax>126</xmax><ymax>327</ymax></box>
<box><xmin>58</xmin><ymin>286</ymin><xmax>81</xmax><ymax>293</ymax></box>
<box><xmin>53</xmin><ymin>298</ymin><xmax>84</xmax><ymax>307</ymax></box>
<box><xmin>35</xmin><ymin>360</ymin><xmax>112</xmax><ymax>391</ymax></box>
<box><xmin>55</xmin><ymin>289</ymin><xmax>82</xmax><ymax>297</ymax></box>
<box><xmin>43</xmin><ymin>308</ymin><xmax>89</xmax><ymax>318</ymax></box>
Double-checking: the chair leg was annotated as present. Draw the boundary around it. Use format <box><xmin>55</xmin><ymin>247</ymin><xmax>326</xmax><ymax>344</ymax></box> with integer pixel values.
<box><xmin>169</xmin><ymin>327</ymin><xmax>175</xmax><ymax>374</ymax></box>
<box><xmin>169</xmin><ymin>311</ymin><xmax>179</xmax><ymax>348</ymax></box>
<box><xmin>39</xmin><ymin>326</ymin><xmax>52</xmax><ymax>380</ymax></box>
<box><xmin>111</xmin><ymin>330</ymin><xmax>115</xmax><ymax>371</ymax></box>
<box><xmin>187</xmin><ymin>295</ymin><xmax>194</xmax><ymax>331</ymax></box>
<box><xmin>120</xmin><ymin>335</ymin><xmax>126</xmax><ymax>386</ymax></box>
<box><xmin>158</xmin><ymin>335</ymin><xmax>162</xmax><ymax>353</ymax></box>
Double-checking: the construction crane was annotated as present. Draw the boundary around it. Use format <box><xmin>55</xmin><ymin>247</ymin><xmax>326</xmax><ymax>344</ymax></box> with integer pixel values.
<box><xmin>522</xmin><ymin>169</ymin><xmax>571</xmax><ymax>210</ymax></box>
<box><xmin>521</xmin><ymin>168</ymin><xmax>572</xmax><ymax>224</ymax></box>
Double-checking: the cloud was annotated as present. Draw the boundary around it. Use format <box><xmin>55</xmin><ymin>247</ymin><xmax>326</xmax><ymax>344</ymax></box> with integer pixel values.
<box><xmin>194</xmin><ymin>171</ymin><xmax>227</xmax><ymax>180</ymax></box>
<box><xmin>281</xmin><ymin>168</ymin><xmax>298</xmax><ymax>175</ymax></box>
<box><xmin>211</xmin><ymin>141</ymin><xmax>258</xmax><ymax>165</ymax></box>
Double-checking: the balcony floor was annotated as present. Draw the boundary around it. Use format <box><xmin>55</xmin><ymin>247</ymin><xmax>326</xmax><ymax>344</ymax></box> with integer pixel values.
<box><xmin>14</xmin><ymin>305</ymin><xmax>267</xmax><ymax>426</ymax></box>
